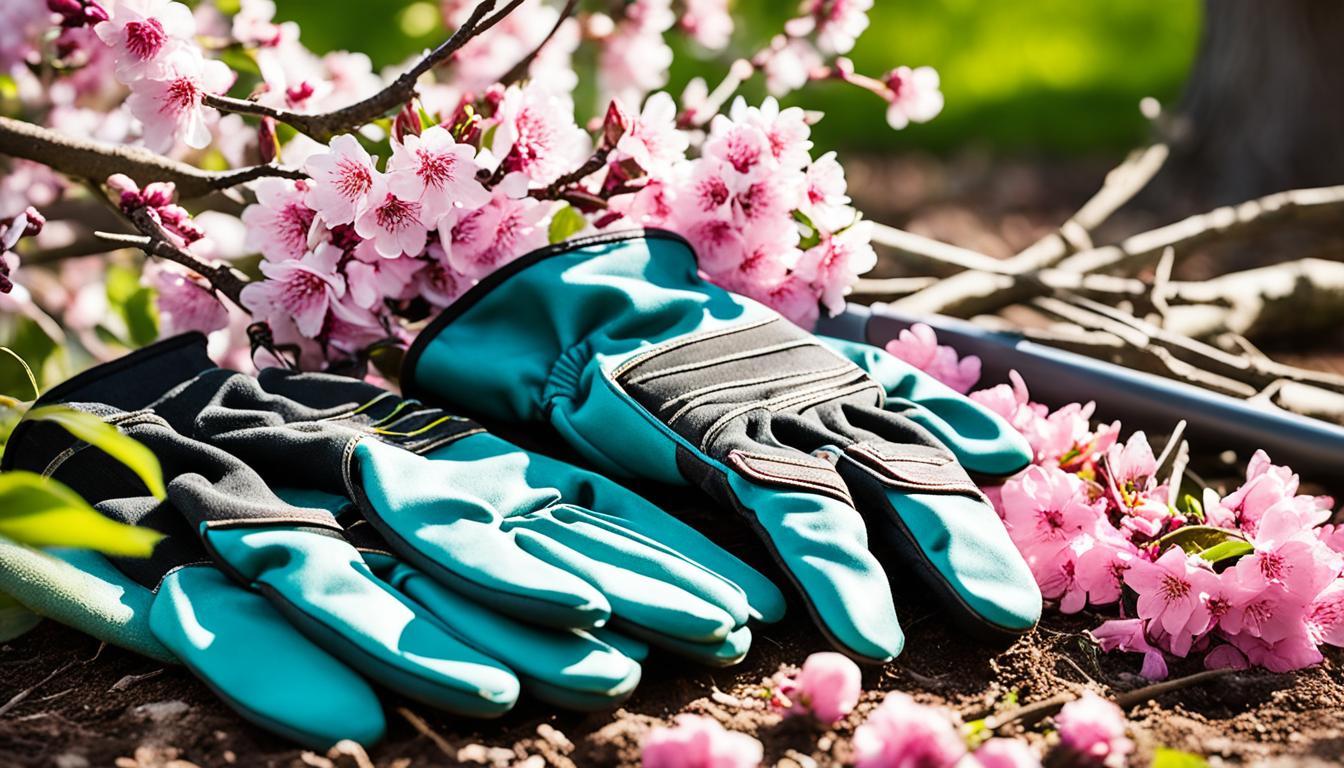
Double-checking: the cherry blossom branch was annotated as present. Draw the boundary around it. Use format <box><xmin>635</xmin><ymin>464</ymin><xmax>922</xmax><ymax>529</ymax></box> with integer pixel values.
<box><xmin>94</xmin><ymin>208</ymin><xmax>249</xmax><ymax>308</ymax></box>
<box><xmin>203</xmin><ymin>0</ymin><xmax>528</xmax><ymax>141</ymax></box>
<box><xmin>499</xmin><ymin>0</ymin><xmax>579</xmax><ymax>86</ymax></box>
<box><xmin>0</xmin><ymin>116</ymin><xmax>305</xmax><ymax>198</ymax></box>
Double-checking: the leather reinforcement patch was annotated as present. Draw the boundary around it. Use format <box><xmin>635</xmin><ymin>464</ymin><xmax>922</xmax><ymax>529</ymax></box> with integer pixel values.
<box><xmin>844</xmin><ymin>441</ymin><xmax>982</xmax><ymax>496</ymax></box>
<box><xmin>726</xmin><ymin>449</ymin><xmax>854</xmax><ymax>506</ymax></box>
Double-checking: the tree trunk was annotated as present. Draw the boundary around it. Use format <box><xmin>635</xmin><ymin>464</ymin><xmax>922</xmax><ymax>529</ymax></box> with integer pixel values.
<box><xmin>1167</xmin><ymin>0</ymin><xmax>1344</xmax><ymax>205</ymax></box>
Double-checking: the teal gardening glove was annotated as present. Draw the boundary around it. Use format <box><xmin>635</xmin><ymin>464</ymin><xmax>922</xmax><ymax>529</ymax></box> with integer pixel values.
<box><xmin>403</xmin><ymin>230</ymin><xmax>1043</xmax><ymax>663</ymax></box>
<box><xmin>1</xmin><ymin>335</ymin><xmax>784</xmax><ymax>747</ymax></box>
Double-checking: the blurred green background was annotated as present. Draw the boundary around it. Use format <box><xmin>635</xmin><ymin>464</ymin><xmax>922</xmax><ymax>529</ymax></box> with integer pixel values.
<box><xmin>276</xmin><ymin>0</ymin><xmax>1202</xmax><ymax>155</ymax></box>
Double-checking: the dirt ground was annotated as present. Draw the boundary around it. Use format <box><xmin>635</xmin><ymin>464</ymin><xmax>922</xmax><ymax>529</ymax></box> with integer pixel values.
<box><xmin>3</xmin><ymin>154</ymin><xmax>1344</xmax><ymax>767</ymax></box>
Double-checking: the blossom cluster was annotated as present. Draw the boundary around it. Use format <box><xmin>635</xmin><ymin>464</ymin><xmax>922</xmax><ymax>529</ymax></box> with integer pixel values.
<box><xmin>0</xmin><ymin>208</ymin><xmax>45</xmax><ymax>294</ymax></box>
<box><xmin>644</xmin><ymin>651</ymin><xmax>1136</xmax><ymax>768</ymax></box>
<box><xmin>885</xmin><ymin>323</ymin><xmax>1344</xmax><ymax>677</ymax></box>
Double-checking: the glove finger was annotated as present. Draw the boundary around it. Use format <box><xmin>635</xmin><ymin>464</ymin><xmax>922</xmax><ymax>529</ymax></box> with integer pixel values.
<box><xmin>551</xmin><ymin>470</ymin><xmax>788</xmax><ymax>625</ymax></box>
<box><xmin>203</xmin><ymin>526</ymin><xmax>521</xmax><ymax>717</ymax></box>
<box><xmin>611</xmin><ymin>619</ymin><xmax>753</xmax><ymax>667</ymax></box>
<box><xmin>836</xmin><ymin>455</ymin><xmax>1042</xmax><ymax>636</ymax></box>
<box><xmin>818</xmin><ymin>336</ymin><xmax>1031</xmax><ymax>476</ymax></box>
<box><xmin>588</xmin><ymin>625</ymin><xmax>651</xmax><ymax>662</ymax></box>
<box><xmin>387</xmin><ymin>563</ymin><xmax>641</xmax><ymax>711</ymax></box>
<box><xmin>724</xmin><ymin>470</ymin><xmax>903</xmax><ymax>663</ymax></box>
<box><xmin>152</xmin><ymin>565</ymin><xmax>386</xmax><ymax>749</ymax></box>
<box><xmin>424</xmin><ymin>433</ymin><xmax>786</xmax><ymax>625</ymax></box>
<box><xmin>354</xmin><ymin>440</ymin><xmax>612</xmax><ymax>629</ymax></box>
<box><xmin>524</xmin><ymin>504</ymin><xmax>758</xmax><ymax>628</ymax></box>
<box><xmin>512</xmin><ymin>522</ymin><xmax>740</xmax><ymax>644</ymax></box>
<box><xmin>0</xmin><ymin>539</ymin><xmax>172</xmax><ymax>661</ymax></box>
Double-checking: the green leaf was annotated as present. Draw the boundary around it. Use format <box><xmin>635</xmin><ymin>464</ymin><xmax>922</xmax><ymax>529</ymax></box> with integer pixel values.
<box><xmin>25</xmin><ymin>406</ymin><xmax>166</xmax><ymax>499</ymax></box>
<box><xmin>0</xmin><ymin>591</ymin><xmax>41</xmax><ymax>642</ymax></box>
<box><xmin>0</xmin><ymin>346</ymin><xmax>38</xmax><ymax>402</ymax></box>
<box><xmin>1178</xmin><ymin>492</ymin><xmax>1204</xmax><ymax>523</ymax></box>
<box><xmin>0</xmin><ymin>472</ymin><xmax>161</xmax><ymax>555</ymax></box>
<box><xmin>1199</xmin><ymin>539</ymin><xmax>1254</xmax><ymax>565</ymax></box>
<box><xmin>548</xmin><ymin>204</ymin><xmax>588</xmax><ymax>244</ymax></box>
<box><xmin>1151</xmin><ymin>747</ymin><xmax>1210</xmax><ymax>768</ymax></box>
<box><xmin>1154</xmin><ymin>525</ymin><xmax>1247</xmax><ymax>556</ymax></box>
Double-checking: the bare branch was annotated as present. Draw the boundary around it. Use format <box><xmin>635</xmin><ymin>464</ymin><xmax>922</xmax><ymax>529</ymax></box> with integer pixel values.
<box><xmin>204</xmin><ymin>0</ymin><xmax>527</xmax><ymax>142</ymax></box>
<box><xmin>95</xmin><ymin>208</ymin><xmax>250</xmax><ymax>308</ymax></box>
<box><xmin>867</xmin><ymin>223</ymin><xmax>1014</xmax><ymax>277</ymax></box>
<box><xmin>0</xmin><ymin>116</ymin><xmax>305</xmax><ymax>198</ymax></box>
<box><xmin>889</xmin><ymin>144</ymin><xmax>1169</xmax><ymax>317</ymax></box>
<box><xmin>500</xmin><ymin>0</ymin><xmax>578</xmax><ymax>85</ymax></box>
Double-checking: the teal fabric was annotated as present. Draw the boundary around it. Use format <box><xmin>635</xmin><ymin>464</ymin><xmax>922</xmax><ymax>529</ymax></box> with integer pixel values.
<box><xmin>151</xmin><ymin>565</ymin><xmax>386</xmax><ymax>748</ymax></box>
<box><xmin>817</xmin><ymin>335</ymin><xmax>1033</xmax><ymax>475</ymax></box>
<box><xmin>201</xmin><ymin>525</ymin><xmax>519</xmax><ymax>716</ymax></box>
<box><xmin>0</xmin><ymin>539</ymin><xmax>173</xmax><ymax>661</ymax></box>
<box><xmin>407</xmin><ymin>232</ymin><xmax>1041</xmax><ymax>662</ymax></box>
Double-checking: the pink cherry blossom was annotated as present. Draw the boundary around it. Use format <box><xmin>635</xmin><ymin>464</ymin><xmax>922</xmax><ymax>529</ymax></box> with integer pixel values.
<box><xmin>242</xmin><ymin>178</ymin><xmax>317</xmax><ymax>263</ymax></box>
<box><xmin>1075</xmin><ymin>533</ymin><xmax>1137</xmax><ymax>608</ymax></box>
<box><xmin>883</xmin><ymin>66</ymin><xmax>944</xmax><ymax>130</ymax></box>
<box><xmin>387</xmin><ymin>125</ymin><xmax>489</xmax><ymax>225</ymax></box>
<box><xmin>1204</xmin><ymin>450</ymin><xmax>1299</xmax><ymax>535</ymax></box>
<box><xmin>439</xmin><ymin>173</ymin><xmax>549</xmax><ymax>280</ymax></box>
<box><xmin>852</xmin><ymin>692</ymin><xmax>967</xmax><ymax>768</ymax></box>
<box><xmin>786</xmin><ymin>0</ymin><xmax>873</xmax><ymax>55</ymax></box>
<box><xmin>94</xmin><ymin>0</ymin><xmax>196</xmax><ymax>82</ymax></box>
<box><xmin>354</xmin><ymin>177</ymin><xmax>430</xmax><ymax>258</ymax></box>
<box><xmin>414</xmin><ymin>243</ymin><xmax>474</xmax><ymax>308</ymax></box>
<box><xmin>745</xmin><ymin>271</ymin><xmax>821</xmax><ymax>329</ymax></box>
<box><xmin>763</xmin><ymin>39</ymin><xmax>823</xmax><ymax>97</ymax></box>
<box><xmin>345</xmin><ymin>241</ymin><xmax>423</xmax><ymax>310</ymax></box>
<box><xmin>680</xmin><ymin>0</ymin><xmax>734</xmax><ymax>50</ymax></box>
<box><xmin>1000</xmin><ymin>465</ymin><xmax>1106</xmax><ymax>564</ymax></box>
<box><xmin>1104</xmin><ymin>431</ymin><xmax>1174</xmax><ymax>538</ymax></box>
<box><xmin>1052</xmin><ymin>691</ymin><xmax>1133</xmax><ymax>768</ymax></box>
<box><xmin>125</xmin><ymin>49</ymin><xmax>233</xmax><ymax>151</ymax></box>
<box><xmin>0</xmin><ymin>2</ymin><xmax>49</xmax><ymax>71</ymax></box>
<box><xmin>599</xmin><ymin>24</ymin><xmax>673</xmax><ymax>109</ymax></box>
<box><xmin>239</xmin><ymin>242</ymin><xmax>345</xmax><ymax>338</ymax></box>
<box><xmin>615</xmin><ymin>92</ymin><xmax>689</xmax><ymax>178</ymax></box>
<box><xmin>794</xmin><ymin>223</ymin><xmax>876</xmax><ymax>317</ymax></box>
<box><xmin>1222</xmin><ymin>628</ymin><xmax>1323</xmax><ymax>674</ymax></box>
<box><xmin>883</xmin><ymin>322</ymin><xmax>983</xmax><ymax>395</ymax></box>
<box><xmin>493</xmin><ymin>83</ymin><xmax>591</xmax><ymax>185</ymax></box>
<box><xmin>1124</xmin><ymin>547</ymin><xmax>1217</xmax><ymax>656</ymax></box>
<box><xmin>149</xmin><ymin>264</ymin><xmax>229</xmax><ymax>336</ymax></box>
<box><xmin>802</xmin><ymin>151</ymin><xmax>854</xmax><ymax>231</ymax></box>
<box><xmin>304</xmin><ymin>134</ymin><xmax>380</xmax><ymax>226</ymax></box>
<box><xmin>1089</xmin><ymin>619</ymin><xmax>1168</xmax><ymax>680</ymax></box>
<box><xmin>1306</xmin><ymin>579</ymin><xmax>1344</xmax><ymax>648</ymax></box>
<box><xmin>728</xmin><ymin>97</ymin><xmax>814</xmax><ymax>169</ymax></box>
<box><xmin>704</xmin><ymin>118</ymin><xmax>772</xmax><ymax>178</ymax></box>
<box><xmin>772</xmin><ymin>651</ymin><xmax>862</xmax><ymax>723</ymax></box>
<box><xmin>971</xmin><ymin>739</ymin><xmax>1042</xmax><ymax>768</ymax></box>
<box><xmin>443</xmin><ymin>0</ymin><xmax>579</xmax><ymax>92</ymax></box>
<box><xmin>642</xmin><ymin>715</ymin><xmax>762</xmax><ymax>768</ymax></box>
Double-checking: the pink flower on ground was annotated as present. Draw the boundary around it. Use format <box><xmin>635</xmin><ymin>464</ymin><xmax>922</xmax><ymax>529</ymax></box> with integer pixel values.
<box><xmin>1123</xmin><ymin>547</ymin><xmax>1217</xmax><ymax>656</ymax></box>
<box><xmin>883</xmin><ymin>66</ymin><xmax>944</xmax><ymax>130</ymax></box>
<box><xmin>1223</xmin><ymin>629</ymin><xmax>1323</xmax><ymax>674</ymax></box>
<box><xmin>786</xmin><ymin>0</ymin><xmax>873</xmax><ymax>55</ymax></box>
<box><xmin>1074</xmin><ymin>534</ymin><xmax>1137</xmax><ymax>608</ymax></box>
<box><xmin>1204</xmin><ymin>450</ymin><xmax>1299</xmax><ymax>535</ymax></box>
<box><xmin>493</xmin><ymin>83</ymin><xmax>592</xmax><ymax>185</ymax></box>
<box><xmin>883</xmin><ymin>323</ymin><xmax>982</xmax><ymax>395</ymax></box>
<box><xmin>999</xmin><ymin>465</ymin><xmax>1105</xmax><ymax>563</ymax></box>
<box><xmin>126</xmin><ymin>49</ymin><xmax>233</xmax><ymax>151</ymax></box>
<box><xmin>772</xmin><ymin>652</ymin><xmax>862</xmax><ymax>723</ymax></box>
<box><xmin>354</xmin><ymin>178</ymin><xmax>430</xmax><ymax>258</ymax></box>
<box><xmin>1104</xmin><ymin>431</ymin><xmax>1174</xmax><ymax>539</ymax></box>
<box><xmin>240</xmin><ymin>242</ymin><xmax>346</xmax><ymax>338</ymax></box>
<box><xmin>242</xmin><ymin>179</ymin><xmax>317</xmax><ymax>263</ymax></box>
<box><xmin>149</xmin><ymin>265</ymin><xmax>228</xmax><ymax>335</ymax></box>
<box><xmin>304</xmin><ymin>134</ymin><xmax>380</xmax><ymax>226</ymax></box>
<box><xmin>1052</xmin><ymin>691</ymin><xmax>1134</xmax><ymax>768</ymax></box>
<box><xmin>1307</xmin><ymin>579</ymin><xmax>1344</xmax><ymax>648</ymax></box>
<box><xmin>387</xmin><ymin>125</ymin><xmax>489</xmax><ymax>225</ymax></box>
<box><xmin>642</xmin><ymin>715</ymin><xmax>762</xmax><ymax>768</ymax></box>
<box><xmin>972</xmin><ymin>738</ymin><xmax>1042</xmax><ymax>768</ymax></box>
<box><xmin>615</xmin><ymin>92</ymin><xmax>689</xmax><ymax>178</ymax></box>
<box><xmin>852</xmin><ymin>692</ymin><xmax>966</xmax><ymax>768</ymax></box>
<box><xmin>1089</xmin><ymin>619</ymin><xmax>1169</xmax><ymax>680</ymax></box>
<box><xmin>94</xmin><ymin>0</ymin><xmax>195</xmax><ymax>82</ymax></box>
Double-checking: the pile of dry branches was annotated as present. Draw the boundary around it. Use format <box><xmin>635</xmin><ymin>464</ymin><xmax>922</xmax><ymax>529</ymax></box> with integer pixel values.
<box><xmin>853</xmin><ymin>144</ymin><xmax>1344</xmax><ymax>425</ymax></box>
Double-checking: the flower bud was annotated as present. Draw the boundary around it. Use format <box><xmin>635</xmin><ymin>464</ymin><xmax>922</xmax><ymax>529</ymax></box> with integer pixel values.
<box><xmin>140</xmin><ymin>182</ymin><xmax>176</xmax><ymax>209</ymax></box>
<box><xmin>393</xmin><ymin>101</ymin><xmax>423</xmax><ymax>143</ymax></box>
<box><xmin>601</xmin><ymin>99</ymin><xmax>630</xmax><ymax>148</ymax></box>
<box><xmin>20</xmin><ymin>207</ymin><xmax>45</xmax><ymax>238</ymax></box>
<box><xmin>258</xmin><ymin>116</ymin><xmax>280</xmax><ymax>165</ymax></box>
<box><xmin>82</xmin><ymin>0</ymin><xmax>109</xmax><ymax>24</ymax></box>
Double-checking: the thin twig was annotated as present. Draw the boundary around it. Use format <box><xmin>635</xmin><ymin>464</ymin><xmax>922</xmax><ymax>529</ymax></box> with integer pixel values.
<box><xmin>95</xmin><ymin>208</ymin><xmax>250</xmax><ymax>308</ymax></box>
<box><xmin>204</xmin><ymin>0</ymin><xmax>527</xmax><ymax>141</ymax></box>
<box><xmin>0</xmin><ymin>116</ymin><xmax>305</xmax><ymax>198</ymax></box>
<box><xmin>500</xmin><ymin>0</ymin><xmax>579</xmax><ymax>85</ymax></box>
<box><xmin>397</xmin><ymin>707</ymin><xmax>456</xmax><ymax>756</ymax></box>
<box><xmin>979</xmin><ymin>668</ymin><xmax>1237</xmax><ymax>731</ymax></box>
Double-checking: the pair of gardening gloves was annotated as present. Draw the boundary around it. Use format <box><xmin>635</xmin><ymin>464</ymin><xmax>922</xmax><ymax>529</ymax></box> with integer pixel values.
<box><xmin>1</xmin><ymin>230</ymin><xmax>1042</xmax><ymax>748</ymax></box>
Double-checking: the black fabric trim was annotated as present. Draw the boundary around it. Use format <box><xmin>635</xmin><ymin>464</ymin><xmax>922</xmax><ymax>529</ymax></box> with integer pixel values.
<box><xmin>1</xmin><ymin>333</ymin><xmax>212</xmax><ymax>472</ymax></box>
<box><xmin>400</xmin><ymin>228</ymin><xmax>691</xmax><ymax>399</ymax></box>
